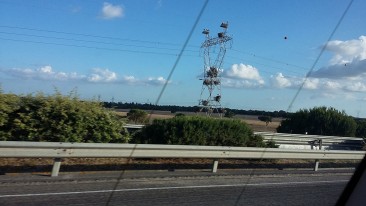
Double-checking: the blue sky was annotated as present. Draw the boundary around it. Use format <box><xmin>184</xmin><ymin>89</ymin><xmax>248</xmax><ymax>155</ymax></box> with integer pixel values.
<box><xmin>1</xmin><ymin>0</ymin><xmax>366</xmax><ymax>117</ymax></box>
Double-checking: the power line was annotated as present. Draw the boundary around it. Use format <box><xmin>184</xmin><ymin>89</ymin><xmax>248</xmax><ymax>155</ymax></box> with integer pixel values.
<box><xmin>151</xmin><ymin>1</ymin><xmax>209</xmax><ymax>112</ymax></box>
<box><xmin>0</xmin><ymin>36</ymin><xmax>306</xmax><ymax>77</ymax></box>
<box><xmin>225</xmin><ymin>55</ymin><xmax>306</xmax><ymax>76</ymax></box>
<box><xmin>104</xmin><ymin>1</ymin><xmax>209</xmax><ymax>205</ymax></box>
<box><xmin>0</xmin><ymin>37</ymin><xmax>201</xmax><ymax>57</ymax></box>
<box><xmin>0</xmin><ymin>31</ymin><xmax>198</xmax><ymax>53</ymax></box>
<box><xmin>229</xmin><ymin>48</ymin><xmax>309</xmax><ymax>71</ymax></box>
<box><xmin>233</xmin><ymin>2</ymin><xmax>355</xmax><ymax>205</ymax></box>
<box><xmin>1</xmin><ymin>25</ymin><xmax>314</xmax><ymax>72</ymax></box>
<box><xmin>0</xmin><ymin>25</ymin><xmax>199</xmax><ymax>48</ymax></box>
<box><xmin>287</xmin><ymin>0</ymin><xmax>354</xmax><ymax>112</ymax></box>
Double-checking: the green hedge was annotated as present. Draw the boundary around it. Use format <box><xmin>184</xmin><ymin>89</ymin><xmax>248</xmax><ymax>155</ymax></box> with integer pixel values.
<box><xmin>277</xmin><ymin>106</ymin><xmax>357</xmax><ymax>136</ymax></box>
<box><xmin>0</xmin><ymin>91</ymin><xmax>129</xmax><ymax>143</ymax></box>
<box><xmin>132</xmin><ymin>116</ymin><xmax>267</xmax><ymax>147</ymax></box>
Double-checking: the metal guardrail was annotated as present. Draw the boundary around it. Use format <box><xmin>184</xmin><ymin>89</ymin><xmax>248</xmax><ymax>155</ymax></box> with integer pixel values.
<box><xmin>256</xmin><ymin>132</ymin><xmax>365</xmax><ymax>141</ymax></box>
<box><xmin>124</xmin><ymin>124</ymin><xmax>145</xmax><ymax>129</ymax></box>
<box><xmin>256</xmin><ymin>132</ymin><xmax>365</xmax><ymax>150</ymax></box>
<box><xmin>0</xmin><ymin>141</ymin><xmax>365</xmax><ymax>176</ymax></box>
<box><xmin>122</xmin><ymin>125</ymin><xmax>365</xmax><ymax>150</ymax></box>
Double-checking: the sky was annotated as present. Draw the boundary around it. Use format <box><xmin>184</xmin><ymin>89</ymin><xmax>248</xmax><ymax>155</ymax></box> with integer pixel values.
<box><xmin>1</xmin><ymin>0</ymin><xmax>366</xmax><ymax>117</ymax></box>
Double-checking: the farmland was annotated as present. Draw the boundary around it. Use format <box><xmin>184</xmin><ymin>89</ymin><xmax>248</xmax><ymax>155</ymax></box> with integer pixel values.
<box><xmin>116</xmin><ymin>109</ymin><xmax>282</xmax><ymax>132</ymax></box>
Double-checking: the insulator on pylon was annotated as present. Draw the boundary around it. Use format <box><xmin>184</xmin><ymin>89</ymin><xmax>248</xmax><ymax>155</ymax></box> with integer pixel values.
<box><xmin>213</xmin><ymin>80</ymin><xmax>220</xmax><ymax>85</ymax></box>
<box><xmin>220</xmin><ymin>22</ymin><xmax>228</xmax><ymax>29</ymax></box>
<box><xmin>202</xmin><ymin>29</ymin><xmax>210</xmax><ymax>35</ymax></box>
<box><xmin>201</xmin><ymin>100</ymin><xmax>209</xmax><ymax>106</ymax></box>
<box><xmin>203</xmin><ymin>79</ymin><xmax>212</xmax><ymax>85</ymax></box>
<box><xmin>218</xmin><ymin>32</ymin><xmax>224</xmax><ymax>38</ymax></box>
<box><xmin>214</xmin><ymin>95</ymin><xmax>221</xmax><ymax>102</ymax></box>
<box><xmin>207</xmin><ymin>67</ymin><xmax>218</xmax><ymax>77</ymax></box>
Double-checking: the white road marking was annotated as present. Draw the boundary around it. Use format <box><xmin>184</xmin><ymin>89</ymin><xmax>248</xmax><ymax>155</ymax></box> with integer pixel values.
<box><xmin>0</xmin><ymin>179</ymin><xmax>348</xmax><ymax>198</ymax></box>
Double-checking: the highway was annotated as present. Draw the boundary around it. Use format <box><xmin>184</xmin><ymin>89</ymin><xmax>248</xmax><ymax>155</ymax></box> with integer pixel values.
<box><xmin>0</xmin><ymin>169</ymin><xmax>353</xmax><ymax>206</ymax></box>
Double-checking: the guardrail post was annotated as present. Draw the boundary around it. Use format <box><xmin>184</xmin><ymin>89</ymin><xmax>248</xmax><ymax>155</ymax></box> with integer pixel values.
<box><xmin>319</xmin><ymin>139</ymin><xmax>323</xmax><ymax>150</ymax></box>
<box><xmin>314</xmin><ymin>160</ymin><xmax>319</xmax><ymax>171</ymax></box>
<box><xmin>51</xmin><ymin>158</ymin><xmax>62</xmax><ymax>177</ymax></box>
<box><xmin>212</xmin><ymin>159</ymin><xmax>219</xmax><ymax>173</ymax></box>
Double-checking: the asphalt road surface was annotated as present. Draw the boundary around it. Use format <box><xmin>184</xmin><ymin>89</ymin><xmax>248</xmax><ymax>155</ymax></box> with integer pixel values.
<box><xmin>0</xmin><ymin>169</ymin><xmax>353</xmax><ymax>206</ymax></box>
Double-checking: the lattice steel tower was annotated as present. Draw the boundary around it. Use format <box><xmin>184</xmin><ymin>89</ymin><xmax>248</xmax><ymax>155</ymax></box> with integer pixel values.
<box><xmin>198</xmin><ymin>22</ymin><xmax>232</xmax><ymax>116</ymax></box>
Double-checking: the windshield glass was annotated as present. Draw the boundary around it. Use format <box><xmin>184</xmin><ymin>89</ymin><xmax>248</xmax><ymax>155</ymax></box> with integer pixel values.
<box><xmin>0</xmin><ymin>0</ymin><xmax>365</xmax><ymax>205</ymax></box>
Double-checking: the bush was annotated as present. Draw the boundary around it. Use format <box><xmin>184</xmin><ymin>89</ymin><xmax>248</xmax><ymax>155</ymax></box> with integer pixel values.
<box><xmin>0</xmin><ymin>92</ymin><xmax>19</xmax><ymax>141</ymax></box>
<box><xmin>258</xmin><ymin>115</ymin><xmax>272</xmax><ymax>126</ymax></box>
<box><xmin>277</xmin><ymin>106</ymin><xmax>357</xmax><ymax>136</ymax></box>
<box><xmin>356</xmin><ymin>120</ymin><xmax>366</xmax><ymax>138</ymax></box>
<box><xmin>0</xmin><ymin>91</ymin><xmax>129</xmax><ymax>143</ymax></box>
<box><xmin>224</xmin><ymin>110</ymin><xmax>235</xmax><ymax>118</ymax></box>
<box><xmin>132</xmin><ymin>116</ymin><xmax>267</xmax><ymax>147</ymax></box>
<box><xmin>127</xmin><ymin>109</ymin><xmax>148</xmax><ymax>123</ymax></box>
<box><xmin>175</xmin><ymin>113</ymin><xmax>185</xmax><ymax>117</ymax></box>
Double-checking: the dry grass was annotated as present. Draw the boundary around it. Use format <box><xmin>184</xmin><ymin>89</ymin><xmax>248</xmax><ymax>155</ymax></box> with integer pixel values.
<box><xmin>118</xmin><ymin>110</ymin><xmax>282</xmax><ymax>132</ymax></box>
<box><xmin>241</xmin><ymin>119</ymin><xmax>280</xmax><ymax>132</ymax></box>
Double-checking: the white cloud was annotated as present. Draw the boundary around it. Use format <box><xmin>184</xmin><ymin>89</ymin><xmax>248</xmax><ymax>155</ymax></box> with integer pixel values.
<box><xmin>303</xmin><ymin>78</ymin><xmax>319</xmax><ymax>90</ymax></box>
<box><xmin>270</xmin><ymin>71</ymin><xmax>366</xmax><ymax>92</ymax></box>
<box><xmin>145</xmin><ymin>76</ymin><xmax>169</xmax><ymax>86</ymax></box>
<box><xmin>268</xmin><ymin>36</ymin><xmax>366</xmax><ymax>94</ymax></box>
<box><xmin>311</xmin><ymin>59</ymin><xmax>366</xmax><ymax>79</ymax></box>
<box><xmin>270</xmin><ymin>73</ymin><xmax>292</xmax><ymax>88</ymax></box>
<box><xmin>1</xmin><ymin>66</ymin><xmax>168</xmax><ymax>86</ymax></box>
<box><xmin>100</xmin><ymin>2</ymin><xmax>124</xmax><ymax>19</ymax></box>
<box><xmin>122</xmin><ymin>75</ymin><xmax>138</xmax><ymax>84</ymax></box>
<box><xmin>344</xmin><ymin>82</ymin><xmax>366</xmax><ymax>92</ymax></box>
<box><xmin>4</xmin><ymin>65</ymin><xmax>84</xmax><ymax>81</ymax></box>
<box><xmin>121</xmin><ymin>75</ymin><xmax>170</xmax><ymax>86</ymax></box>
<box><xmin>224</xmin><ymin>63</ymin><xmax>263</xmax><ymax>81</ymax></box>
<box><xmin>87</xmin><ymin>68</ymin><xmax>117</xmax><ymax>83</ymax></box>
<box><xmin>325</xmin><ymin>36</ymin><xmax>366</xmax><ymax>65</ymax></box>
<box><xmin>311</xmin><ymin>36</ymin><xmax>366</xmax><ymax>79</ymax></box>
<box><xmin>323</xmin><ymin>81</ymin><xmax>341</xmax><ymax>90</ymax></box>
<box><xmin>270</xmin><ymin>73</ymin><xmax>320</xmax><ymax>90</ymax></box>
<box><xmin>220</xmin><ymin>63</ymin><xmax>264</xmax><ymax>88</ymax></box>
<box><xmin>221</xmin><ymin>78</ymin><xmax>263</xmax><ymax>88</ymax></box>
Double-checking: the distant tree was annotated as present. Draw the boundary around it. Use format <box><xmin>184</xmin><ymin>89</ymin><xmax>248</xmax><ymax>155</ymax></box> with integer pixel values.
<box><xmin>194</xmin><ymin>106</ymin><xmax>201</xmax><ymax>113</ymax></box>
<box><xmin>224</xmin><ymin>110</ymin><xmax>234</xmax><ymax>118</ymax></box>
<box><xmin>277</xmin><ymin>106</ymin><xmax>357</xmax><ymax>136</ymax></box>
<box><xmin>356</xmin><ymin>120</ymin><xmax>366</xmax><ymax>138</ymax></box>
<box><xmin>175</xmin><ymin>113</ymin><xmax>185</xmax><ymax>117</ymax></box>
<box><xmin>258</xmin><ymin>115</ymin><xmax>272</xmax><ymax>126</ymax></box>
<box><xmin>102</xmin><ymin>101</ymin><xmax>290</xmax><ymax>118</ymax></box>
<box><xmin>127</xmin><ymin>109</ymin><xmax>148</xmax><ymax>123</ymax></box>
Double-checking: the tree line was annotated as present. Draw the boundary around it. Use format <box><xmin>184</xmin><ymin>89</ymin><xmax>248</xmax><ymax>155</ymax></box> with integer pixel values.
<box><xmin>119</xmin><ymin>103</ymin><xmax>366</xmax><ymax>138</ymax></box>
<box><xmin>103</xmin><ymin>102</ymin><xmax>290</xmax><ymax>118</ymax></box>
<box><xmin>2</xmin><ymin>89</ymin><xmax>365</xmax><ymax>144</ymax></box>
<box><xmin>277</xmin><ymin>106</ymin><xmax>366</xmax><ymax>138</ymax></box>
<box><xmin>1</xmin><ymin>91</ymin><xmax>273</xmax><ymax>147</ymax></box>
